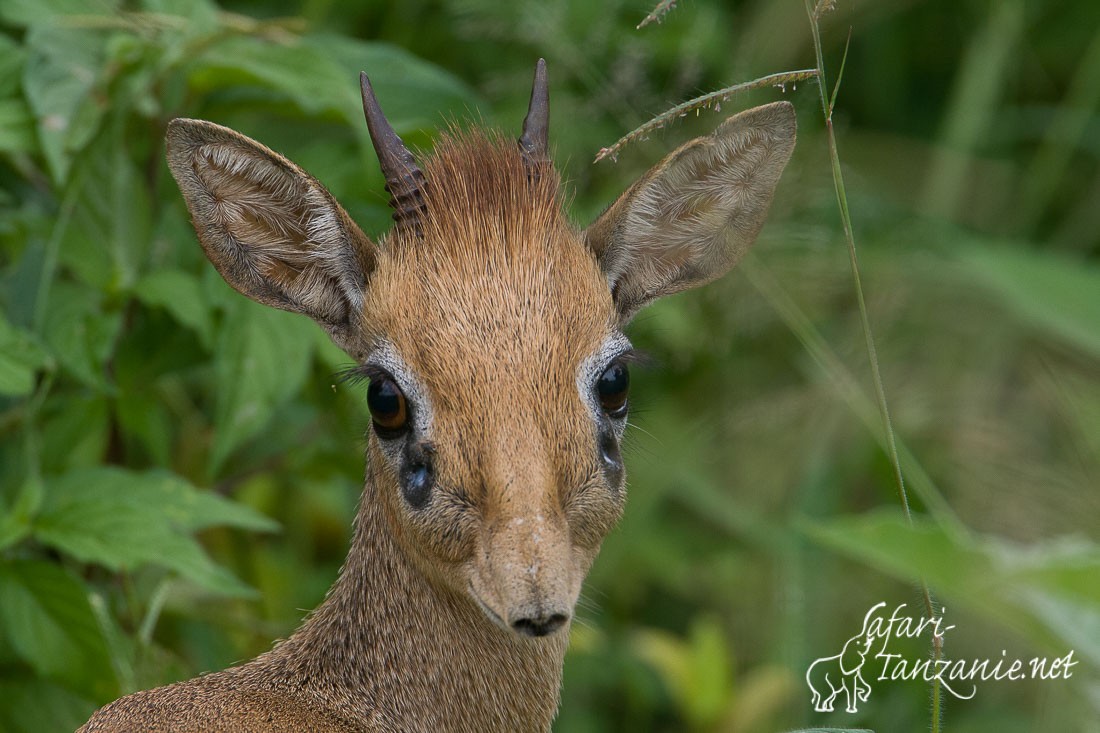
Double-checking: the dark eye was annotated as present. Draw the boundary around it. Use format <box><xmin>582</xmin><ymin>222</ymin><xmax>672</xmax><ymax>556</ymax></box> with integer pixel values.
<box><xmin>597</xmin><ymin>361</ymin><xmax>629</xmax><ymax>418</ymax></box>
<box><xmin>367</xmin><ymin>375</ymin><xmax>409</xmax><ymax>438</ymax></box>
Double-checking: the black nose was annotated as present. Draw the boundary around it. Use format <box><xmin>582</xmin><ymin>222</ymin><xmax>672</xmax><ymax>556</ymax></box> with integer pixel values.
<box><xmin>511</xmin><ymin>613</ymin><xmax>569</xmax><ymax>637</ymax></box>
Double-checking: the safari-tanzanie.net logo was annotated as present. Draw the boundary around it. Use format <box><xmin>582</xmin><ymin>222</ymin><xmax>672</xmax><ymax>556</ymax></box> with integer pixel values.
<box><xmin>806</xmin><ymin>602</ymin><xmax>1078</xmax><ymax>713</ymax></box>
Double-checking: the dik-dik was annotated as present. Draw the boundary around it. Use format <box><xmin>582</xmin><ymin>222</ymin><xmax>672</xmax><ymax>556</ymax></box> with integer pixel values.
<box><xmin>81</xmin><ymin>60</ymin><xmax>795</xmax><ymax>732</ymax></box>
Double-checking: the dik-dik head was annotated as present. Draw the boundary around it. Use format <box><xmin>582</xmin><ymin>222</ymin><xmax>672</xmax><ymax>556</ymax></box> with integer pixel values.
<box><xmin>166</xmin><ymin>61</ymin><xmax>795</xmax><ymax>640</ymax></box>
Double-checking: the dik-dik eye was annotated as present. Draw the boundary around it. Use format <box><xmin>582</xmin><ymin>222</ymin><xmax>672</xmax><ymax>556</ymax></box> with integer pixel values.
<box><xmin>367</xmin><ymin>374</ymin><xmax>409</xmax><ymax>438</ymax></box>
<box><xmin>596</xmin><ymin>361</ymin><xmax>629</xmax><ymax>418</ymax></box>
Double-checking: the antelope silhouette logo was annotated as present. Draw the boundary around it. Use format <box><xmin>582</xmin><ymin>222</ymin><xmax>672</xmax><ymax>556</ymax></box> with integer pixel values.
<box><xmin>805</xmin><ymin>603</ymin><xmax>880</xmax><ymax>713</ymax></box>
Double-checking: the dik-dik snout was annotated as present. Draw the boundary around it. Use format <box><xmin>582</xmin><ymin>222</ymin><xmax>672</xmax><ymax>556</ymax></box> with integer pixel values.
<box><xmin>468</xmin><ymin>387</ymin><xmax>629</xmax><ymax>638</ymax></box>
<box><xmin>477</xmin><ymin>507</ymin><xmax>577</xmax><ymax>638</ymax></box>
<box><xmin>356</xmin><ymin>326</ymin><xmax>632</xmax><ymax>639</ymax></box>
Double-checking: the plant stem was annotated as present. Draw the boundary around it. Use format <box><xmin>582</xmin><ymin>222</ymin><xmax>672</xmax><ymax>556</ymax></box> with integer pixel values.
<box><xmin>803</xmin><ymin>3</ymin><xmax>942</xmax><ymax>731</ymax></box>
<box><xmin>636</xmin><ymin>0</ymin><xmax>678</xmax><ymax>29</ymax></box>
<box><xmin>594</xmin><ymin>69</ymin><xmax>818</xmax><ymax>163</ymax></box>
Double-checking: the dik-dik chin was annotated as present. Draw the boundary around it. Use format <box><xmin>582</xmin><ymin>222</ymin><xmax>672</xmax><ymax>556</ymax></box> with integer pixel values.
<box><xmin>80</xmin><ymin>60</ymin><xmax>795</xmax><ymax>733</ymax></box>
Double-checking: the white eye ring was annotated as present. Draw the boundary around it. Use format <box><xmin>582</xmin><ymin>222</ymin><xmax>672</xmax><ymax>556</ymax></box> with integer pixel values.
<box><xmin>364</xmin><ymin>342</ymin><xmax>434</xmax><ymax>459</ymax></box>
<box><xmin>578</xmin><ymin>334</ymin><xmax>632</xmax><ymax>426</ymax></box>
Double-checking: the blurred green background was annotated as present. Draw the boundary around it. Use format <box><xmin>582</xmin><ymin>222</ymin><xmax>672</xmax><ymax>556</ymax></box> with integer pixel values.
<box><xmin>1</xmin><ymin>0</ymin><xmax>1098</xmax><ymax>731</ymax></box>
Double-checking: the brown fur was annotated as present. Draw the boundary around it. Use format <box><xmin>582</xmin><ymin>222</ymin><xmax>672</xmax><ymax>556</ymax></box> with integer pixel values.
<box><xmin>82</xmin><ymin>96</ymin><xmax>795</xmax><ymax>732</ymax></box>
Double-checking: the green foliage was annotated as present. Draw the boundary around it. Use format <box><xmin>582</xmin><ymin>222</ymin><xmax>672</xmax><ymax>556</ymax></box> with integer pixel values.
<box><xmin>804</xmin><ymin>510</ymin><xmax>1100</xmax><ymax>666</ymax></box>
<box><xmin>0</xmin><ymin>559</ymin><xmax>115</xmax><ymax>697</ymax></box>
<box><xmin>1</xmin><ymin>0</ymin><xmax>1097</xmax><ymax>731</ymax></box>
<box><xmin>210</xmin><ymin>302</ymin><xmax>316</xmax><ymax>472</ymax></box>
<box><xmin>36</xmin><ymin>468</ymin><xmax>276</xmax><ymax>595</ymax></box>
<box><xmin>958</xmin><ymin>241</ymin><xmax>1100</xmax><ymax>359</ymax></box>
<box><xmin>0</xmin><ymin>0</ymin><xmax>477</xmax><ymax>723</ymax></box>
<box><xmin>0</xmin><ymin>311</ymin><xmax>50</xmax><ymax>396</ymax></box>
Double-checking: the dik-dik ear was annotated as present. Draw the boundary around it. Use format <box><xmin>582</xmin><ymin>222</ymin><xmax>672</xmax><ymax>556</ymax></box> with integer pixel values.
<box><xmin>165</xmin><ymin>119</ymin><xmax>375</xmax><ymax>354</ymax></box>
<box><xmin>585</xmin><ymin>101</ymin><xmax>796</xmax><ymax>322</ymax></box>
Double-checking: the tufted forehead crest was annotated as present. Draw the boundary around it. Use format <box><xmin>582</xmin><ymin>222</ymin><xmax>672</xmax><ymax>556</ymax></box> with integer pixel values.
<box><xmin>384</xmin><ymin>129</ymin><xmax>567</xmax><ymax>265</ymax></box>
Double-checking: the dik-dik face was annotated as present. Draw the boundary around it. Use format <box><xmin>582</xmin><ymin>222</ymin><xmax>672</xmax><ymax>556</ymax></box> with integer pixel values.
<box><xmin>166</xmin><ymin>63</ymin><xmax>795</xmax><ymax>639</ymax></box>
<box><xmin>356</xmin><ymin>134</ymin><xmax>626</xmax><ymax>637</ymax></box>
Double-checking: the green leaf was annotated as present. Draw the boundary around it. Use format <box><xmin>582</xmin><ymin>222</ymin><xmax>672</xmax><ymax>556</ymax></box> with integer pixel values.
<box><xmin>56</xmin><ymin>119</ymin><xmax>153</xmax><ymax>291</ymax></box>
<box><xmin>133</xmin><ymin>269</ymin><xmax>213</xmax><ymax>347</ymax></box>
<box><xmin>187</xmin><ymin>35</ymin><xmax>360</xmax><ymax>126</ymax></box>
<box><xmin>39</xmin><ymin>281</ymin><xmax>121</xmax><ymax>391</ymax></box>
<box><xmin>958</xmin><ymin>241</ymin><xmax>1100</xmax><ymax>359</ymax></box>
<box><xmin>22</xmin><ymin>24</ymin><xmax>111</xmax><ymax>183</ymax></box>
<box><xmin>42</xmin><ymin>466</ymin><xmax>280</xmax><ymax>534</ymax></box>
<box><xmin>141</xmin><ymin>0</ymin><xmax>219</xmax><ymax>28</ymax></box>
<box><xmin>309</xmin><ymin>36</ymin><xmax>478</xmax><ymax>132</ymax></box>
<box><xmin>34</xmin><ymin>467</ymin><xmax>277</xmax><ymax>597</ymax></box>
<box><xmin>802</xmin><ymin>510</ymin><xmax>995</xmax><ymax>596</ymax></box>
<box><xmin>0</xmin><ymin>559</ymin><xmax>117</xmax><ymax>699</ymax></box>
<box><xmin>113</xmin><ymin>387</ymin><xmax>174</xmax><ymax>465</ymax></box>
<box><xmin>211</xmin><ymin>300</ymin><xmax>316</xmax><ymax>473</ymax></box>
<box><xmin>0</xmin><ymin>312</ymin><xmax>51</xmax><ymax>396</ymax></box>
<box><xmin>802</xmin><ymin>511</ymin><xmax>1100</xmax><ymax>666</ymax></box>
<box><xmin>0</xmin><ymin>478</ymin><xmax>43</xmax><ymax>551</ymax></box>
<box><xmin>0</xmin><ymin>0</ymin><xmax>118</xmax><ymax>27</ymax></box>
<box><xmin>631</xmin><ymin>627</ymin><xmax>690</xmax><ymax>706</ymax></box>
<box><xmin>39</xmin><ymin>395</ymin><xmax>111</xmax><ymax>473</ymax></box>
<box><xmin>0</xmin><ymin>98</ymin><xmax>37</xmax><ymax>154</ymax></box>
<box><xmin>631</xmin><ymin>617</ymin><xmax>734</xmax><ymax>728</ymax></box>
<box><xmin>187</xmin><ymin>35</ymin><xmax>477</xmax><ymax>134</ymax></box>
<box><xmin>1016</xmin><ymin>592</ymin><xmax>1100</xmax><ymax>677</ymax></box>
<box><xmin>0</xmin><ymin>677</ymin><xmax>96</xmax><ymax>733</ymax></box>
<box><xmin>0</xmin><ymin>35</ymin><xmax>25</xmax><ymax>97</ymax></box>
<box><xmin>998</xmin><ymin>537</ymin><xmax>1100</xmax><ymax>606</ymax></box>
<box><xmin>683</xmin><ymin>617</ymin><xmax>733</xmax><ymax>726</ymax></box>
<box><xmin>0</xmin><ymin>38</ymin><xmax>35</xmax><ymax>155</ymax></box>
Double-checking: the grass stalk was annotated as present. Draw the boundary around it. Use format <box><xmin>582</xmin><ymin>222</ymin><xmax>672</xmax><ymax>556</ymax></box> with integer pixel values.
<box><xmin>919</xmin><ymin>0</ymin><xmax>1023</xmax><ymax>221</ymax></box>
<box><xmin>636</xmin><ymin>0</ymin><xmax>678</xmax><ymax>29</ymax></box>
<box><xmin>740</xmin><ymin>258</ymin><xmax>962</xmax><ymax>535</ymax></box>
<box><xmin>593</xmin><ymin>69</ymin><xmax>818</xmax><ymax>163</ymax></box>
<box><xmin>803</xmin><ymin>3</ymin><xmax>942</xmax><ymax>730</ymax></box>
<box><xmin>1020</xmin><ymin>24</ymin><xmax>1100</xmax><ymax>234</ymax></box>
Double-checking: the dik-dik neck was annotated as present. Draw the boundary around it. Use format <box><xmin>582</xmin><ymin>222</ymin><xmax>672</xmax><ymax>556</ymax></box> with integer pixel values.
<box><xmin>253</xmin><ymin>472</ymin><xmax>569</xmax><ymax>732</ymax></box>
